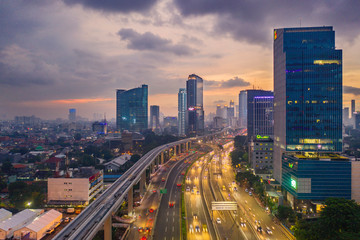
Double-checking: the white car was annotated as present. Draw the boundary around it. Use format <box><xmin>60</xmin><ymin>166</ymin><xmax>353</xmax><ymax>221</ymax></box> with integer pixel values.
<box><xmin>241</xmin><ymin>222</ymin><xmax>246</xmax><ymax>227</ymax></box>
<box><xmin>266</xmin><ymin>227</ymin><xmax>273</xmax><ymax>235</ymax></box>
<box><xmin>195</xmin><ymin>225</ymin><xmax>201</xmax><ymax>232</ymax></box>
<box><xmin>216</xmin><ymin>218</ymin><xmax>221</xmax><ymax>224</ymax></box>
<box><xmin>189</xmin><ymin>224</ymin><xmax>194</xmax><ymax>233</ymax></box>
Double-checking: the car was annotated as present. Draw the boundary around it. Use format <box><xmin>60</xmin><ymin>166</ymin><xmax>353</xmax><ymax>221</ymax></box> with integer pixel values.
<box><xmin>153</xmin><ymin>190</ymin><xmax>157</xmax><ymax>193</ymax></box>
<box><xmin>46</xmin><ymin>228</ymin><xmax>54</xmax><ymax>234</ymax></box>
<box><xmin>145</xmin><ymin>227</ymin><xmax>152</xmax><ymax>233</ymax></box>
<box><xmin>266</xmin><ymin>227</ymin><xmax>273</xmax><ymax>235</ymax></box>
<box><xmin>177</xmin><ymin>183</ymin><xmax>181</xmax><ymax>187</ymax></box>
<box><xmin>233</xmin><ymin>187</ymin><xmax>238</xmax><ymax>191</ymax></box>
<box><xmin>64</xmin><ymin>217</ymin><xmax>70</xmax><ymax>223</ymax></box>
<box><xmin>202</xmin><ymin>224</ymin><xmax>208</xmax><ymax>232</ymax></box>
<box><xmin>191</xmin><ymin>189</ymin><xmax>195</xmax><ymax>194</ymax></box>
<box><xmin>196</xmin><ymin>190</ymin><xmax>200</xmax><ymax>195</ymax></box>
<box><xmin>241</xmin><ymin>222</ymin><xmax>246</xmax><ymax>227</ymax></box>
<box><xmin>257</xmin><ymin>226</ymin><xmax>262</xmax><ymax>233</ymax></box>
<box><xmin>181</xmin><ymin>172</ymin><xmax>185</xmax><ymax>175</ymax></box>
<box><xmin>204</xmin><ymin>175</ymin><xmax>207</xmax><ymax>179</ymax></box>
<box><xmin>216</xmin><ymin>218</ymin><xmax>221</xmax><ymax>224</ymax></box>
<box><xmin>161</xmin><ymin>178</ymin><xmax>165</xmax><ymax>182</ymax></box>
<box><xmin>189</xmin><ymin>224</ymin><xmax>194</xmax><ymax>233</ymax></box>
<box><xmin>193</xmin><ymin>185</ymin><xmax>197</xmax><ymax>189</ymax></box>
<box><xmin>249</xmin><ymin>191</ymin><xmax>253</xmax><ymax>196</ymax></box>
<box><xmin>245</xmin><ymin>188</ymin><xmax>249</xmax><ymax>192</ymax></box>
<box><xmin>169</xmin><ymin>202</ymin><xmax>174</xmax><ymax>208</ymax></box>
<box><xmin>232</xmin><ymin>181</ymin><xmax>235</xmax><ymax>185</ymax></box>
<box><xmin>186</xmin><ymin>177</ymin><xmax>190</xmax><ymax>181</ymax></box>
<box><xmin>70</xmin><ymin>217</ymin><xmax>75</xmax><ymax>220</ymax></box>
<box><xmin>138</xmin><ymin>227</ymin><xmax>144</xmax><ymax>233</ymax></box>
<box><xmin>186</xmin><ymin>186</ymin><xmax>191</xmax><ymax>192</ymax></box>
<box><xmin>195</xmin><ymin>225</ymin><xmax>201</xmax><ymax>232</ymax></box>
<box><xmin>193</xmin><ymin>214</ymin><xmax>198</xmax><ymax>219</ymax></box>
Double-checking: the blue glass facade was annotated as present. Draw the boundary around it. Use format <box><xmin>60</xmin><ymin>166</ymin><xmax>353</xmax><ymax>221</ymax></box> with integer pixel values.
<box><xmin>116</xmin><ymin>85</ymin><xmax>148</xmax><ymax>132</ymax></box>
<box><xmin>247</xmin><ymin>90</ymin><xmax>273</xmax><ymax>141</ymax></box>
<box><xmin>282</xmin><ymin>154</ymin><xmax>351</xmax><ymax>200</ymax></box>
<box><xmin>186</xmin><ymin>74</ymin><xmax>204</xmax><ymax>136</ymax></box>
<box><xmin>273</xmin><ymin>26</ymin><xmax>343</xmax><ymax>182</ymax></box>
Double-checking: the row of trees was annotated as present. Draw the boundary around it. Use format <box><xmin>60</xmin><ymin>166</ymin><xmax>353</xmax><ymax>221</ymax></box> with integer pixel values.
<box><xmin>292</xmin><ymin>198</ymin><xmax>360</xmax><ymax>240</ymax></box>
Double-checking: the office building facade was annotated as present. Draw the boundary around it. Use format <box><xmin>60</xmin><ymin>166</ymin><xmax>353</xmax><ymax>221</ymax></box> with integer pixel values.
<box><xmin>150</xmin><ymin>105</ymin><xmax>160</xmax><ymax>133</ymax></box>
<box><xmin>253</xmin><ymin>96</ymin><xmax>274</xmax><ymax>137</ymax></box>
<box><xmin>274</xmin><ymin>26</ymin><xmax>343</xmax><ymax>196</ymax></box>
<box><xmin>178</xmin><ymin>88</ymin><xmax>187</xmax><ymax>136</ymax></box>
<box><xmin>116</xmin><ymin>85</ymin><xmax>148</xmax><ymax>132</ymax></box>
<box><xmin>351</xmin><ymin>99</ymin><xmax>356</xmax><ymax>118</ymax></box>
<box><xmin>247</xmin><ymin>90</ymin><xmax>273</xmax><ymax>141</ymax></box>
<box><xmin>186</xmin><ymin>74</ymin><xmax>204</xmax><ymax>136</ymax></box>
<box><xmin>239</xmin><ymin>90</ymin><xmax>247</xmax><ymax>128</ymax></box>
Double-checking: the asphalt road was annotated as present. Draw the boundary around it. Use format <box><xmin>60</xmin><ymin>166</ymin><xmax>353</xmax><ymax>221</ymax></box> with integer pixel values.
<box><xmin>185</xmin><ymin>154</ymin><xmax>215</xmax><ymax>240</ymax></box>
<box><xmin>220</xmin><ymin>145</ymin><xmax>290</xmax><ymax>240</ymax></box>
<box><xmin>153</xmin><ymin>153</ymin><xmax>199</xmax><ymax>240</ymax></box>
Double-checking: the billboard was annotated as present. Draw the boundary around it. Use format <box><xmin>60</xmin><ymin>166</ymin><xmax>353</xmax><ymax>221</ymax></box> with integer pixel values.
<box><xmin>211</xmin><ymin>201</ymin><xmax>237</xmax><ymax>211</ymax></box>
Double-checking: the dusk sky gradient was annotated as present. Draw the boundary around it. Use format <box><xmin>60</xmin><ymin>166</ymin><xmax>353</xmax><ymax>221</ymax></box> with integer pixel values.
<box><xmin>1</xmin><ymin>0</ymin><xmax>360</xmax><ymax>120</ymax></box>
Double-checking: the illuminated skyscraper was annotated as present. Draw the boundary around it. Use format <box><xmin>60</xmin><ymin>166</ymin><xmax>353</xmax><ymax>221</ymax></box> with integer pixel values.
<box><xmin>116</xmin><ymin>85</ymin><xmax>148</xmax><ymax>132</ymax></box>
<box><xmin>178</xmin><ymin>88</ymin><xmax>187</xmax><ymax>136</ymax></box>
<box><xmin>274</xmin><ymin>26</ymin><xmax>343</xmax><ymax>194</ymax></box>
<box><xmin>186</xmin><ymin>74</ymin><xmax>204</xmax><ymax>136</ymax></box>
<box><xmin>351</xmin><ymin>99</ymin><xmax>356</xmax><ymax>118</ymax></box>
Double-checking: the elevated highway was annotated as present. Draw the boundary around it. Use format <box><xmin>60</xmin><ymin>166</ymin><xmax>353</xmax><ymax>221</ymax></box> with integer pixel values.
<box><xmin>54</xmin><ymin>131</ymin><xmax>226</xmax><ymax>240</ymax></box>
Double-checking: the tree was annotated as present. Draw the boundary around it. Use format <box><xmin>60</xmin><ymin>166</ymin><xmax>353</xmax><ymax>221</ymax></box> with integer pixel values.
<box><xmin>293</xmin><ymin>198</ymin><xmax>360</xmax><ymax>240</ymax></box>
<box><xmin>277</xmin><ymin>205</ymin><xmax>295</xmax><ymax>222</ymax></box>
<box><xmin>1</xmin><ymin>161</ymin><xmax>14</xmax><ymax>174</ymax></box>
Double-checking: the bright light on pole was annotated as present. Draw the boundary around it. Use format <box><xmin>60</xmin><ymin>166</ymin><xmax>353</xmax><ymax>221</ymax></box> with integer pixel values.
<box><xmin>26</xmin><ymin>202</ymin><xmax>32</xmax><ymax>207</ymax></box>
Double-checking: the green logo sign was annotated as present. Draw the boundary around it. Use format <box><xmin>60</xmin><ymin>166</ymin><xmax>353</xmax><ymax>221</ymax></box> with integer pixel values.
<box><xmin>289</xmin><ymin>163</ymin><xmax>293</xmax><ymax>168</ymax></box>
<box><xmin>160</xmin><ymin>189</ymin><xmax>167</xmax><ymax>194</ymax></box>
<box><xmin>256</xmin><ymin>135</ymin><xmax>270</xmax><ymax>139</ymax></box>
<box><xmin>291</xmin><ymin>178</ymin><xmax>297</xmax><ymax>189</ymax></box>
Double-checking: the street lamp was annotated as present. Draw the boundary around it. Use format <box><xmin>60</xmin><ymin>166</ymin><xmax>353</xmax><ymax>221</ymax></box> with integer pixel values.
<box><xmin>26</xmin><ymin>202</ymin><xmax>32</xmax><ymax>208</ymax></box>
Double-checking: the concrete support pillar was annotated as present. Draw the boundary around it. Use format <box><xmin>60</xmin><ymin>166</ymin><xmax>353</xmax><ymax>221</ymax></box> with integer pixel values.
<box><xmin>161</xmin><ymin>151</ymin><xmax>164</xmax><ymax>165</ymax></box>
<box><xmin>128</xmin><ymin>187</ymin><xmax>133</xmax><ymax>215</ymax></box>
<box><xmin>178</xmin><ymin>144</ymin><xmax>181</xmax><ymax>154</ymax></box>
<box><xmin>140</xmin><ymin>171</ymin><xmax>146</xmax><ymax>196</ymax></box>
<box><xmin>173</xmin><ymin>147</ymin><xmax>176</xmax><ymax>156</ymax></box>
<box><xmin>104</xmin><ymin>215</ymin><xmax>112</xmax><ymax>240</ymax></box>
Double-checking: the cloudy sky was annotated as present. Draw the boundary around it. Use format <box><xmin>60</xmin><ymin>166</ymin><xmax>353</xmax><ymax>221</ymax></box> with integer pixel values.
<box><xmin>1</xmin><ymin>0</ymin><xmax>360</xmax><ymax>120</ymax></box>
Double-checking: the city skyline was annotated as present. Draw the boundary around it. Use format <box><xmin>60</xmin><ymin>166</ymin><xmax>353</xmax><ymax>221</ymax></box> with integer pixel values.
<box><xmin>1</xmin><ymin>1</ymin><xmax>360</xmax><ymax>119</ymax></box>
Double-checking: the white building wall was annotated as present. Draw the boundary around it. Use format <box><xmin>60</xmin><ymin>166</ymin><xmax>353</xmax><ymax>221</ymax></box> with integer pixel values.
<box><xmin>48</xmin><ymin>178</ymin><xmax>90</xmax><ymax>202</ymax></box>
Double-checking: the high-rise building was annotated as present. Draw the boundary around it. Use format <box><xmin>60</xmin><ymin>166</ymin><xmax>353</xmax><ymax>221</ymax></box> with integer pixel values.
<box><xmin>239</xmin><ymin>90</ymin><xmax>247</xmax><ymax>128</ymax></box>
<box><xmin>274</xmin><ymin>26</ymin><xmax>343</xmax><ymax>204</ymax></box>
<box><xmin>247</xmin><ymin>90</ymin><xmax>273</xmax><ymax>141</ymax></box>
<box><xmin>351</xmin><ymin>99</ymin><xmax>356</xmax><ymax>118</ymax></box>
<box><xmin>253</xmin><ymin>96</ymin><xmax>274</xmax><ymax>137</ymax></box>
<box><xmin>163</xmin><ymin>116</ymin><xmax>178</xmax><ymax>135</ymax></box>
<box><xmin>226</xmin><ymin>100</ymin><xmax>235</xmax><ymax>127</ymax></box>
<box><xmin>69</xmin><ymin>109</ymin><xmax>76</xmax><ymax>122</ymax></box>
<box><xmin>186</xmin><ymin>74</ymin><xmax>204</xmax><ymax>136</ymax></box>
<box><xmin>150</xmin><ymin>105</ymin><xmax>160</xmax><ymax>133</ymax></box>
<box><xmin>343</xmin><ymin>107</ymin><xmax>350</xmax><ymax>125</ymax></box>
<box><xmin>116</xmin><ymin>84</ymin><xmax>148</xmax><ymax>132</ymax></box>
<box><xmin>178</xmin><ymin>88</ymin><xmax>187</xmax><ymax>136</ymax></box>
<box><xmin>216</xmin><ymin>105</ymin><xmax>222</xmax><ymax>117</ymax></box>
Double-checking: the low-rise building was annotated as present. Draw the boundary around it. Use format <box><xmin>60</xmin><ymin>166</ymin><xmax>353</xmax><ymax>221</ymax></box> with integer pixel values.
<box><xmin>0</xmin><ymin>209</ymin><xmax>12</xmax><ymax>223</ymax></box>
<box><xmin>47</xmin><ymin>167</ymin><xmax>103</xmax><ymax>206</ymax></box>
<box><xmin>0</xmin><ymin>209</ymin><xmax>43</xmax><ymax>240</ymax></box>
<box><xmin>104</xmin><ymin>154</ymin><xmax>131</xmax><ymax>172</ymax></box>
<box><xmin>249</xmin><ymin>135</ymin><xmax>273</xmax><ymax>171</ymax></box>
<box><xmin>13</xmin><ymin>209</ymin><xmax>62</xmax><ymax>240</ymax></box>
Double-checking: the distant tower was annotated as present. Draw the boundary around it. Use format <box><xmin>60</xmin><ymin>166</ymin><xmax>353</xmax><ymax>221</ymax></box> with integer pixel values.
<box><xmin>69</xmin><ymin>109</ymin><xmax>76</xmax><ymax>122</ymax></box>
<box><xmin>351</xmin><ymin>99</ymin><xmax>356</xmax><ymax>118</ymax></box>
<box><xmin>178</xmin><ymin>88</ymin><xmax>187</xmax><ymax>136</ymax></box>
<box><xmin>150</xmin><ymin>105</ymin><xmax>160</xmax><ymax>133</ymax></box>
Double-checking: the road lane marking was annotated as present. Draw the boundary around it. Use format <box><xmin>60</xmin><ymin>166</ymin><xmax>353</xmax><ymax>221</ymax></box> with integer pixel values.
<box><xmin>173</xmin><ymin>217</ymin><xmax>175</xmax><ymax>222</ymax></box>
<box><xmin>167</xmin><ymin>211</ymin><xmax>169</xmax><ymax>216</ymax></box>
<box><xmin>165</xmin><ymin>226</ymin><xmax>167</xmax><ymax>232</ymax></box>
<box><xmin>172</xmin><ymin>226</ymin><xmax>174</xmax><ymax>232</ymax></box>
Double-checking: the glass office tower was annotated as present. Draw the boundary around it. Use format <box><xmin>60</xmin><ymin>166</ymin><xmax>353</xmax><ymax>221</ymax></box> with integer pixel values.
<box><xmin>186</xmin><ymin>74</ymin><xmax>204</xmax><ymax>136</ymax></box>
<box><xmin>116</xmin><ymin>84</ymin><xmax>148</xmax><ymax>132</ymax></box>
<box><xmin>273</xmin><ymin>26</ymin><xmax>343</xmax><ymax>183</ymax></box>
<box><xmin>150</xmin><ymin>105</ymin><xmax>160</xmax><ymax>133</ymax></box>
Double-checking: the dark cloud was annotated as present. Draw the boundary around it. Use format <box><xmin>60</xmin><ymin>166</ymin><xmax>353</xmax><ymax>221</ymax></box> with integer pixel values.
<box><xmin>173</xmin><ymin>0</ymin><xmax>360</xmax><ymax>45</ymax></box>
<box><xmin>118</xmin><ymin>28</ymin><xmax>195</xmax><ymax>56</ymax></box>
<box><xmin>344</xmin><ymin>86</ymin><xmax>360</xmax><ymax>95</ymax></box>
<box><xmin>205</xmin><ymin>77</ymin><xmax>250</xmax><ymax>88</ymax></box>
<box><xmin>63</xmin><ymin>0</ymin><xmax>158</xmax><ymax>13</ymax></box>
